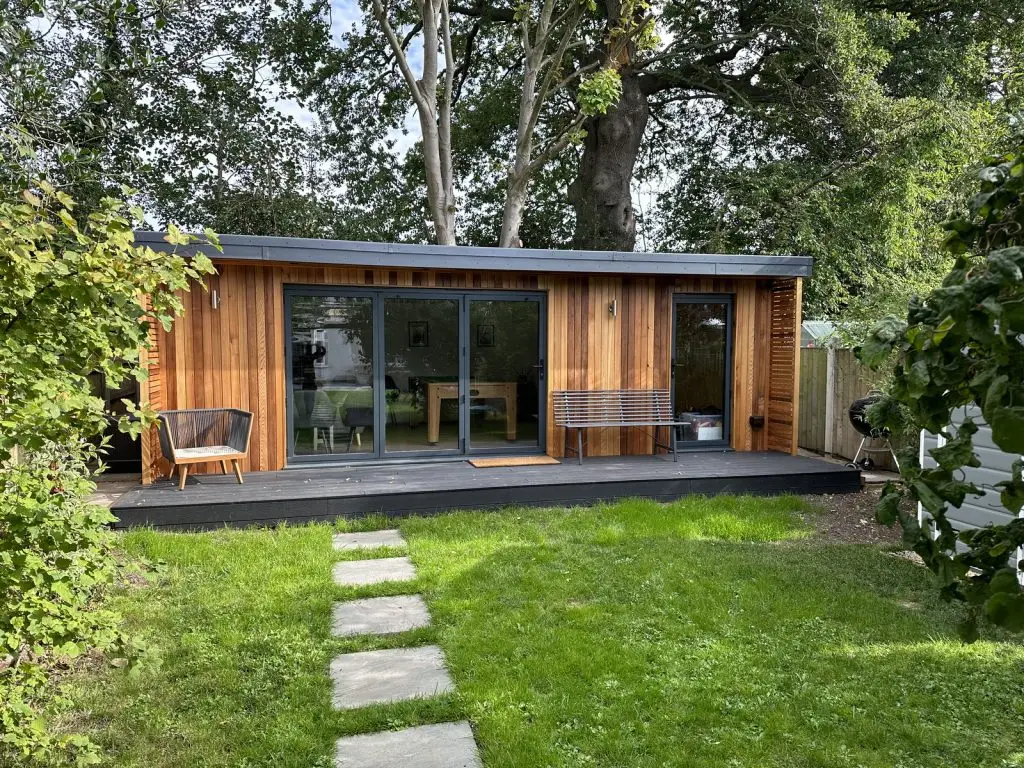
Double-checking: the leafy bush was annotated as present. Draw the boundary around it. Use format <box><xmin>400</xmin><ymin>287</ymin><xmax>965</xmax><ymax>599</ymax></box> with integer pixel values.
<box><xmin>0</xmin><ymin>182</ymin><xmax>215</xmax><ymax>764</ymax></box>
<box><xmin>860</xmin><ymin>124</ymin><xmax>1024</xmax><ymax>641</ymax></box>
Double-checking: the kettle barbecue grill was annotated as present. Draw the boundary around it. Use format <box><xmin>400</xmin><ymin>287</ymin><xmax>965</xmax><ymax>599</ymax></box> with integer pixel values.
<box><xmin>847</xmin><ymin>393</ymin><xmax>900</xmax><ymax>471</ymax></box>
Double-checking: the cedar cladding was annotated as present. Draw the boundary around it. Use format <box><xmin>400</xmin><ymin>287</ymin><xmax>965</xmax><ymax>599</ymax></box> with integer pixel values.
<box><xmin>140</xmin><ymin>262</ymin><xmax>801</xmax><ymax>483</ymax></box>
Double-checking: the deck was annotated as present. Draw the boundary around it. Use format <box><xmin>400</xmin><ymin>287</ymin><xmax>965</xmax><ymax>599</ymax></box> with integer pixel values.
<box><xmin>110</xmin><ymin>452</ymin><xmax>861</xmax><ymax>529</ymax></box>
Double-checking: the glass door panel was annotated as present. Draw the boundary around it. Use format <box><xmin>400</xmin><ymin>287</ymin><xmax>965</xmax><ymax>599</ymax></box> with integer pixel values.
<box><xmin>469</xmin><ymin>299</ymin><xmax>542</xmax><ymax>450</ymax></box>
<box><xmin>383</xmin><ymin>297</ymin><xmax>461</xmax><ymax>453</ymax></box>
<box><xmin>289</xmin><ymin>295</ymin><xmax>375</xmax><ymax>457</ymax></box>
<box><xmin>673</xmin><ymin>297</ymin><xmax>731</xmax><ymax>446</ymax></box>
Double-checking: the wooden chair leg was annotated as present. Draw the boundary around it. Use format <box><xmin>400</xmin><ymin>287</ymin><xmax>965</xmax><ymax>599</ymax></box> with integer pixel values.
<box><xmin>178</xmin><ymin>465</ymin><xmax>188</xmax><ymax>491</ymax></box>
<box><xmin>168</xmin><ymin>463</ymin><xmax>177</xmax><ymax>480</ymax></box>
<box><xmin>231</xmin><ymin>459</ymin><xmax>243</xmax><ymax>484</ymax></box>
<box><xmin>220</xmin><ymin>459</ymin><xmax>229</xmax><ymax>474</ymax></box>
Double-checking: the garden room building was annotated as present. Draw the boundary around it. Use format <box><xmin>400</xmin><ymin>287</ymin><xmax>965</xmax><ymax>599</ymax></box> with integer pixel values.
<box><xmin>114</xmin><ymin>233</ymin><xmax>859</xmax><ymax>528</ymax></box>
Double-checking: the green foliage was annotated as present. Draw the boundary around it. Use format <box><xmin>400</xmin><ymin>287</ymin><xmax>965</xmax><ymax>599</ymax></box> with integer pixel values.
<box><xmin>654</xmin><ymin>0</ymin><xmax>1017</xmax><ymax>325</ymax></box>
<box><xmin>0</xmin><ymin>180</ymin><xmax>215</xmax><ymax>765</ymax></box>
<box><xmin>1</xmin><ymin>447</ymin><xmax>120</xmax><ymax>767</ymax></box>
<box><xmin>577</xmin><ymin>68</ymin><xmax>623</xmax><ymax>117</ymax></box>
<box><xmin>0</xmin><ymin>182</ymin><xmax>215</xmax><ymax>458</ymax></box>
<box><xmin>860</xmin><ymin>125</ymin><xmax>1024</xmax><ymax>639</ymax></box>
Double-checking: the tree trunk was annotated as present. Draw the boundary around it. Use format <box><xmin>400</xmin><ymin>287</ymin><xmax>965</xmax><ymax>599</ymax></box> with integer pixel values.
<box><xmin>568</xmin><ymin>69</ymin><xmax>648</xmax><ymax>251</ymax></box>
<box><xmin>500</xmin><ymin>173</ymin><xmax>530</xmax><ymax>247</ymax></box>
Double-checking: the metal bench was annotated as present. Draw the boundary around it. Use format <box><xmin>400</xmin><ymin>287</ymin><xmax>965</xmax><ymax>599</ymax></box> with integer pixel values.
<box><xmin>553</xmin><ymin>389</ymin><xmax>683</xmax><ymax>465</ymax></box>
<box><xmin>157</xmin><ymin>408</ymin><xmax>253</xmax><ymax>490</ymax></box>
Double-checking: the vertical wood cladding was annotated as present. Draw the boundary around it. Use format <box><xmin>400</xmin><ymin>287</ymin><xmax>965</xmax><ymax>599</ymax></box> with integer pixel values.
<box><xmin>141</xmin><ymin>261</ymin><xmax>801</xmax><ymax>482</ymax></box>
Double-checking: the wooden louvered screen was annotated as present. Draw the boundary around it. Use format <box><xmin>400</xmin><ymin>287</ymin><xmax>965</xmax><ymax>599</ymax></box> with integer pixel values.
<box><xmin>766</xmin><ymin>278</ymin><xmax>802</xmax><ymax>454</ymax></box>
<box><xmin>139</xmin><ymin>297</ymin><xmax>166</xmax><ymax>484</ymax></box>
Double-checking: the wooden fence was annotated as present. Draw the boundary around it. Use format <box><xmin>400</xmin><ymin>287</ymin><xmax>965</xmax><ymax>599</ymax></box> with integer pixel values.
<box><xmin>798</xmin><ymin>347</ymin><xmax>897</xmax><ymax>470</ymax></box>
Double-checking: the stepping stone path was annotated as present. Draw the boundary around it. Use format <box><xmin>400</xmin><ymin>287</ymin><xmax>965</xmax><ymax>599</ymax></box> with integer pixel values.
<box><xmin>335</xmin><ymin>722</ymin><xmax>482</xmax><ymax>768</ymax></box>
<box><xmin>330</xmin><ymin>645</ymin><xmax>454</xmax><ymax>709</ymax></box>
<box><xmin>332</xmin><ymin>595</ymin><xmax>432</xmax><ymax>637</ymax></box>
<box><xmin>330</xmin><ymin>529</ymin><xmax>482</xmax><ymax>767</ymax></box>
<box><xmin>333</xmin><ymin>530</ymin><xmax>407</xmax><ymax>551</ymax></box>
<box><xmin>333</xmin><ymin>557</ymin><xmax>417</xmax><ymax>586</ymax></box>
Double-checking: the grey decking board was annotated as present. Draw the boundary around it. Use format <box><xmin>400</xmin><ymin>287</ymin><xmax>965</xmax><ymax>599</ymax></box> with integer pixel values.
<box><xmin>110</xmin><ymin>454</ymin><xmax>861</xmax><ymax>528</ymax></box>
<box><xmin>113</xmin><ymin>453</ymin><xmax>855</xmax><ymax>510</ymax></box>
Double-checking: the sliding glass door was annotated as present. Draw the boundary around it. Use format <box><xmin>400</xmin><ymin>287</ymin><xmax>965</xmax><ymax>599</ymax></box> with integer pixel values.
<box><xmin>285</xmin><ymin>287</ymin><xmax>545</xmax><ymax>462</ymax></box>
<box><xmin>672</xmin><ymin>295</ymin><xmax>732</xmax><ymax>448</ymax></box>
<box><xmin>468</xmin><ymin>298</ymin><xmax>543</xmax><ymax>451</ymax></box>
<box><xmin>288</xmin><ymin>293</ymin><xmax>376</xmax><ymax>458</ymax></box>
<box><xmin>383</xmin><ymin>296</ymin><xmax>461</xmax><ymax>455</ymax></box>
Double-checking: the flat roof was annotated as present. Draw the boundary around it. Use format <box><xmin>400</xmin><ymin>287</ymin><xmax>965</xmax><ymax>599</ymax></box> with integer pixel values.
<box><xmin>134</xmin><ymin>232</ymin><xmax>812</xmax><ymax>278</ymax></box>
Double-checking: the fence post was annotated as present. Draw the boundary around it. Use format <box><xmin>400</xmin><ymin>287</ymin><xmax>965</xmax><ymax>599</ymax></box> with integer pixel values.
<box><xmin>823</xmin><ymin>344</ymin><xmax>836</xmax><ymax>456</ymax></box>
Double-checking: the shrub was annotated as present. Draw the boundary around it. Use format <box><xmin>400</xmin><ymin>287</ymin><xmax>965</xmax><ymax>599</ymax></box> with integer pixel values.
<box><xmin>0</xmin><ymin>182</ymin><xmax>215</xmax><ymax>764</ymax></box>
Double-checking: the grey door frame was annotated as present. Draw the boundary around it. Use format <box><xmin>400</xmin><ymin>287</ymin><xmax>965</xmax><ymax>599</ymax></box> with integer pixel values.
<box><xmin>284</xmin><ymin>285</ymin><xmax>546</xmax><ymax>464</ymax></box>
<box><xmin>671</xmin><ymin>293</ymin><xmax>734</xmax><ymax>450</ymax></box>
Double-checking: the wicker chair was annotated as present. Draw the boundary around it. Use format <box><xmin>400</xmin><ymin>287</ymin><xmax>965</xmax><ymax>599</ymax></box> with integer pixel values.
<box><xmin>157</xmin><ymin>408</ymin><xmax>253</xmax><ymax>490</ymax></box>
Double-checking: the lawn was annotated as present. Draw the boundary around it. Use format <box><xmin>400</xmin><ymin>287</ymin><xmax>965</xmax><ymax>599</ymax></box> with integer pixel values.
<box><xmin>60</xmin><ymin>496</ymin><xmax>1024</xmax><ymax>767</ymax></box>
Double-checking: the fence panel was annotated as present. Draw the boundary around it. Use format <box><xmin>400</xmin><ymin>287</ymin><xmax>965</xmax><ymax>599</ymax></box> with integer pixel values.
<box><xmin>798</xmin><ymin>348</ymin><xmax>827</xmax><ymax>453</ymax></box>
<box><xmin>797</xmin><ymin>347</ymin><xmax>897</xmax><ymax>470</ymax></box>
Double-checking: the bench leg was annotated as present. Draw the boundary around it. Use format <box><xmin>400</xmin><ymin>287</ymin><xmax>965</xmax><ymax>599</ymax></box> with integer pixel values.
<box><xmin>231</xmin><ymin>459</ymin><xmax>243</xmax><ymax>484</ymax></box>
<box><xmin>672</xmin><ymin>425</ymin><xmax>679</xmax><ymax>462</ymax></box>
<box><xmin>220</xmin><ymin>459</ymin><xmax>228</xmax><ymax>475</ymax></box>
<box><xmin>178</xmin><ymin>465</ymin><xmax>188</xmax><ymax>491</ymax></box>
<box><xmin>577</xmin><ymin>428</ymin><xmax>583</xmax><ymax>466</ymax></box>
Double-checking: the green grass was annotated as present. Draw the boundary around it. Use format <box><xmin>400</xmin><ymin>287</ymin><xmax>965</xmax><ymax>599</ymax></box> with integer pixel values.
<box><xmin>60</xmin><ymin>496</ymin><xmax>1024</xmax><ymax>767</ymax></box>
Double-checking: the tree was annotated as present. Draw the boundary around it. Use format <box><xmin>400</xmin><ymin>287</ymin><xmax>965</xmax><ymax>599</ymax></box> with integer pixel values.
<box><xmin>366</xmin><ymin>0</ymin><xmax>458</xmax><ymax>244</ymax></box>
<box><xmin>860</xmin><ymin>126</ymin><xmax>1024</xmax><ymax>640</ymax></box>
<box><xmin>290</xmin><ymin>0</ymin><xmax>648</xmax><ymax>246</ymax></box>
<box><xmin>499</xmin><ymin>0</ymin><xmax>652</xmax><ymax>247</ymax></box>
<box><xmin>295</xmin><ymin>0</ymin><xmax>1020</xmax><ymax>324</ymax></box>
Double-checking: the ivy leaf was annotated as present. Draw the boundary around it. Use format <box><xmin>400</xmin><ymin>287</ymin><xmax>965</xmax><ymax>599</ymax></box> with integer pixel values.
<box><xmin>906</xmin><ymin>359</ymin><xmax>930</xmax><ymax>398</ymax></box>
<box><xmin>876</xmin><ymin>482</ymin><xmax>903</xmax><ymax>526</ymax></box>
<box><xmin>989</xmin><ymin>406</ymin><xmax>1024</xmax><ymax>454</ymax></box>
<box><xmin>912</xmin><ymin>479</ymin><xmax>946</xmax><ymax>515</ymax></box>
<box><xmin>996</xmin><ymin>460</ymin><xmax>1024</xmax><ymax>514</ymax></box>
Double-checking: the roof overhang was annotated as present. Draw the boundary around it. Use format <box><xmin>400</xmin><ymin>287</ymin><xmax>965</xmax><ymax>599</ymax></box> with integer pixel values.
<box><xmin>134</xmin><ymin>232</ymin><xmax>812</xmax><ymax>278</ymax></box>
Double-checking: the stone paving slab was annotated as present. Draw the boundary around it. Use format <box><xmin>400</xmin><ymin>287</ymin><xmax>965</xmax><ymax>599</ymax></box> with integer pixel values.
<box><xmin>333</xmin><ymin>530</ymin><xmax>406</xmax><ymax>551</ymax></box>
<box><xmin>333</xmin><ymin>557</ymin><xmax>417</xmax><ymax>586</ymax></box>
<box><xmin>330</xmin><ymin>645</ymin><xmax>454</xmax><ymax>710</ymax></box>
<box><xmin>334</xmin><ymin>721</ymin><xmax>481</xmax><ymax>768</ymax></box>
<box><xmin>332</xmin><ymin>595</ymin><xmax>431</xmax><ymax>637</ymax></box>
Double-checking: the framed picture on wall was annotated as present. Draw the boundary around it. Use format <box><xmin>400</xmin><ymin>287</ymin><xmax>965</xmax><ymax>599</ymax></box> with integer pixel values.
<box><xmin>408</xmin><ymin>320</ymin><xmax>429</xmax><ymax>347</ymax></box>
<box><xmin>476</xmin><ymin>323</ymin><xmax>495</xmax><ymax>348</ymax></box>
<box><xmin>312</xmin><ymin>329</ymin><xmax>328</xmax><ymax>367</ymax></box>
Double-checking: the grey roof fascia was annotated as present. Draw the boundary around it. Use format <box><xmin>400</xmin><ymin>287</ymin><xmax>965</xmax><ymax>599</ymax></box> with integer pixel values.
<box><xmin>133</xmin><ymin>231</ymin><xmax>812</xmax><ymax>278</ymax></box>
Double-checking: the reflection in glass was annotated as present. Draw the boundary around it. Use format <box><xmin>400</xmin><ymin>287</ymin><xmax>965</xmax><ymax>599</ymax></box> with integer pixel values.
<box><xmin>384</xmin><ymin>298</ymin><xmax>460</xmax><ymax>452</ymax></box>
<box><xmin>469</xmin><ymin>300</ymin><xmax>541</xmax><ymax>449</ymax></box>
<box><xmin>290</xmin><ymin>295</ymin><xmax>374</xmax><ymax>455</ymax></box>
<box><xmin>674</xmin><ymin>301</ymin><xmax>728</xmax><ymax>443</ymax></box>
